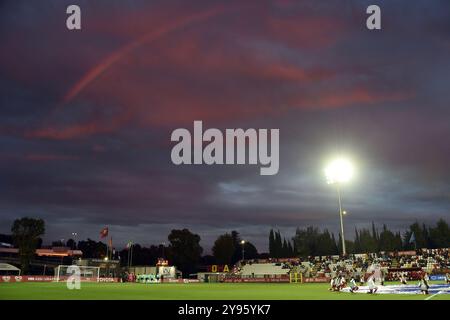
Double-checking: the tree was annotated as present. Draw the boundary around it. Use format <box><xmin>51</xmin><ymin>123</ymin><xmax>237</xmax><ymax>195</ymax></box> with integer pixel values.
<box><xmin>422</xmin><ymin>224</ymin><xmax>430</xmax><ymax>248</ymax></box>
<box><xmin>274</xmin><ymin>230</ymin><xmax>283</xmax><ymax>258</ymax></box>
<box><xmin>168</xmin><ymin>229</ymin><xmax>203</xmax><ymax>276</ymax></box>
<box><xmin>378</xmin><ymin>224</ymin><xmax>396</xmax><ymax>252</ymax></box>
<box><xmin>212</xmin><ymin>233</ymin><xmax>235</xmax><ymax>265</ymax></box>
<box><xmin>294</xmin><ymin>226</ymin><xmax>319</xmax><ymax>257</ymax></box>
<box><xmin>230</xmin><ymin>231</ymin><xmax>241</xmax><ymax>263</ymax></box>
<box><xmin>269</xmin><ymin>229</ymin><xmax>275</xmax><ymax>257</ymax></box>
<box><xmin>345</xmin><ymin>239</ymin><xmax>355</xmax><ymax>254</ymax></box>
<box><xmin>371</xmin><ymin>222</ymin><xmax>379</xmax><ymax>252</ymax></box>
<box><xmin>241</xmin><ymin>241</ymin><xmax>258</xmax><ymax>260</ymax></box>
<box><xmin>124</xmin><ymin>244</ymin><xmax>163</xmax><ymax>266</ymax></box>
<box><xmin>354</xmin><ymin>228</ymin><xmax>361</xmax><ymax>253</ymax></box>
<box><xmin>358</xmin><ymin>228</ymin><xmax>377</xmax><ymax>253</ymax></box>
<box><xmin>292</xmin><ymin>227</ymin><xmax>348</xmax><ymax>256</ymax></box>
<box><xmin>269</xmin><ymin>230</ymin><xmax>294</xmax><ymax>258</ymax></box>
<box><xmin>52</xmin><ymin>240</ymin><xmax>65</xmax><ymax>247</ymax></box>
<box><xmin>287</xmin><ymin>241</ymin><xmax>294</xmax><ymax>257</ymax></box>
<box><xmin>200</xmin><ymin>255</ymin><xmax>216</xmax><ymax>265</ymax></box>
<box><xmin>292</xmin><ymin>236</ymin><xmax>298</xmax><ymax>256</ymax></box>
<box><xmin>404</xmin><ymin>222</ymin><xmax>427</xmax><ymax>249</ymax></box>
<box><xmin>317</xmin><ymin>229</ymin><xmax>338</xmax><ymax>255</ymax></box>
<box><xmin>227</xmin><ymin>231</ymin><xmax>259</xmax><ymax>262</ymax></box>
<box><xmin>66</xmin><ymin>238</ymin><xmax>76</xmax><ymax>250</ymax></box>
<box><xmin>394</xmin><ymin>232</ymin><xmax>403</xmax><ymax>251</ymax></box>
<box><xmin>289</xmin><ymin>220</ymin><xmax>449</xmax><ymax>257</ymax></box>
<box><xmin>282</xmin><ymin>239</ymin><xmax>288</xmax><ymax>257</ymax></box>
<box><xmin>11</xmin><ymin>217</ymin><xmax>45</xmax><ymax>274</ymax></box>
<box><xmin>429</xmin><ymin>219</ymin><xmax>450</xmax><ymax>248</ymax></box>
<box><xmin>77</xmin><ymin>238</ymin><xmax>107</xmax><ymax>258</ymax></box>
<box><xmin>331</xmin><ymin>233</ymin><xmax>339</xmax><ymax>254</ymax></box>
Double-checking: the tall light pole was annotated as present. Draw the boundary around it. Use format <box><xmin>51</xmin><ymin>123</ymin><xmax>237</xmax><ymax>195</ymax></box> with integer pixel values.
<box><xmin>336</xmin><ymin>184</ymin><xmax>346</xmax><ymax>255</ymax></box>
<box><xmin>325</xmin><ymin>157</ymin><xmax>354</xmax><ymax>256</ymax></box>
<box><xmin>240</xmin><ymin>240</ymin><xmax>246</xmax><ymax>261</ymax></box>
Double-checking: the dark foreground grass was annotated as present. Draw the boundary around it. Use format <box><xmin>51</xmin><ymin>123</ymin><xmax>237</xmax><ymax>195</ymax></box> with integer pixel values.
<box><xmin>1</xmin><ymin>282</ymin><xmax>449</xmax><ymax>300</ymax></box>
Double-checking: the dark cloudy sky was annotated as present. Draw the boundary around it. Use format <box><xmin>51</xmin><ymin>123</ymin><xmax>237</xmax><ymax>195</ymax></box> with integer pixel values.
<box><xmin>1</xmin><ymin>0</ymin><xmax>449</xmax><ymax>252</ymax></box>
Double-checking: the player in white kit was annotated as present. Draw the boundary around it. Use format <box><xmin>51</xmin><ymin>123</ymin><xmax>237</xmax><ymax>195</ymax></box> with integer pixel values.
<box><xmin>399</xmin><ymin>273</ymin><xmax>408</xmax><ymax>285</ymax></box>
<box><xmin>367</xmin><ymin>273</ymin><xmax>378</xmax><ymax>294</ymax></box>
<box><xmin>419</xmin><ymin>273</ymin><xmax>430</xmax><ymax>295</ymax></box>
<box><xmin>349</xmin><ymin>276</ymin><xmax>359</xmax><ymax>293</ymax></box>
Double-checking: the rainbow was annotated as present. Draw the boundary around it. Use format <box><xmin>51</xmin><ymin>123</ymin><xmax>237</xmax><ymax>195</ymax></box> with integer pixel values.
<box><xmin>63</xmin><ymin>6</ymin><xmax>227</xmax><ymax>104</ymax></box>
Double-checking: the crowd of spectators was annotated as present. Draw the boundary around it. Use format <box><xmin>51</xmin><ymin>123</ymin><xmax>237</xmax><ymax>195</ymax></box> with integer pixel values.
<box><xmin>232</xmin><ymin>248</ymin><xmax>450</xmax><ymax>281</ymax></box>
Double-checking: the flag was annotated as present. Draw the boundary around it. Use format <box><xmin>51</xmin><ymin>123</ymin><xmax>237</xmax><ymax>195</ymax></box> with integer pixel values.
<box><xmin>409</xmin><ymin>232</ymin><xmax>416</xmax><ymax>244</ymax></box>
<box><xmin>100</xmin><ymin>227</ymin><xmax>108</xmax><ymax>238</ymax></box>
<box><xmin>126</xmin><ymin>241</ymin><xmax>133</xmax><ymax>249</ymax></box>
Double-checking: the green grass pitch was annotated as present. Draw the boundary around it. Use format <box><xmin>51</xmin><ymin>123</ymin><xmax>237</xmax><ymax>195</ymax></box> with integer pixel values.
<box><xmin>1</xmin><ymin>282</ymin><xmax>449</xmax><ymax>300</ymax></box>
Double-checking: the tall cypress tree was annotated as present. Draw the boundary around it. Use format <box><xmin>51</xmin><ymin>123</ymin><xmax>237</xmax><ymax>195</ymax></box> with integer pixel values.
<box><xmin>354</xmin><ymin>228</ymin><xmax>361</xmax><ymax>253</ymax></box>
<box><xmin>371</xmin><ymin>222</ymin><xmax>379</xmax><ymax>251</ymax></box>
<box><xmin>395</xmin><ymin>232</ymin><xmax>403</xmax><ymax>250</ymax></box>
<box><xmin>282</xmin><ymin>238</ymin><xmax>288</xmax><ymax>257</ymax></box>
<box><xmin>287</xmin><ymin>240</ymin><xmax>294</xmax><ymax>257</ymax></box>
<box><xmin>422</xmin><ymin>224</ymin><xmax>429</xmax><ymax>248</ymax></box>
<box><xmin>331</xmin><ymin>233</ymin><xmax>338</xmax><ymax>255</ymax></box>
<box><xmin>429</xmin><ymin>219</ymin><xmax>450</xmax><ymax>248</ymax></box>
<box><xmin>292</xmin><ymin>236</ymin><xmax>298</xmax><ymax>256</ymax></box>
<box><xmin>275</xmin><ymin>230</ymin><xmax>282</xmax><ymax>258</ymax></box>
<box><xmin>269</xmin><ymin>229</ymin><xmax>275</xmax><ymax>257</ymax></box>
<box><xmin>371</xmin><ymin>222</ymin><xmax>377</xmax><ymax>241</ymax></box>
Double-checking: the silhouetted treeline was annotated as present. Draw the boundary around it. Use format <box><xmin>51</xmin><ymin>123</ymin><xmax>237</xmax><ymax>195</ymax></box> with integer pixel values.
<box><xmin>269</xmin><ymin>229</ymin><xmax>295</xmax><ymax>258</ymax></box>
<box><xmin>270</xmin><ymin>218</ymin><xmax>450</xmax><ymax>257</ymax></box>
<box><xmin>212</xmin><ymin>231</ymin><xmax>259</xmax><ymax>265</ymax></box>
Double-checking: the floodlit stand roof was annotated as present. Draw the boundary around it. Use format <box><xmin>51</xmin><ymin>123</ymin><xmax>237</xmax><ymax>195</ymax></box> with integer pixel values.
<box><xmin>0</xmin><ymin>263</ymin><xmax>21</xmax><ymax>274</ymax></box>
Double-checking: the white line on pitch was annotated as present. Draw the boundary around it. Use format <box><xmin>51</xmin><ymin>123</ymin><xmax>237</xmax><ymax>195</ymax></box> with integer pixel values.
<box><xmin>425</xmin><ymin>291</ymin><xmax>442</xmax><ymax>300</ymax></box>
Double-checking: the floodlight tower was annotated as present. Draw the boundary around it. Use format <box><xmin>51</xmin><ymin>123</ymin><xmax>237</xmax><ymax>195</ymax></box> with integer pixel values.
<box><xmin>324</xmin><ymin>158</ymin><xmax>354</xmax><ymax>256</ymax></box>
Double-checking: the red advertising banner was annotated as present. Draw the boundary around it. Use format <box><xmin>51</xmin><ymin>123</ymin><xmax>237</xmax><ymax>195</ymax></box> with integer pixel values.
<box><xmin>303</xmin><ymin>277</ymin><xmax>330</xmax><ymax>283</ymax></box>
<box><xmin>223</xmin><ymin>277</ymin><xmax>290</xmax><ymax>283</ymax></box>
<box><xmin>0</xmin><ymin>275</ymin><xmax>119</xmax><ymax>283</ymax></box>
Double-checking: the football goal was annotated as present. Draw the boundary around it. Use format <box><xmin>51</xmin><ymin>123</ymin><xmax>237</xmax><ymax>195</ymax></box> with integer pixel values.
<box><xmin>55</xmin><ymin>265</ymin><xmax>100</xmax><ymax>282</ymax></box>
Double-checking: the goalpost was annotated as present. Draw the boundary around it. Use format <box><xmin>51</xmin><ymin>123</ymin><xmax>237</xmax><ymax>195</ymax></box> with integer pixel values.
<box><xmin>55</xmin><ymin>265</ymin><xmax>100</xmax><ymax>282</ymax></box>
<box><xmin>289</xmin><ymin>272</ymin><xmax>303</xmax><ymax>283</ymax></box>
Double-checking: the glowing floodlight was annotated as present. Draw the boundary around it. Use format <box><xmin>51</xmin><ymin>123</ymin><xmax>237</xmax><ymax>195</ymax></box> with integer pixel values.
<box><xmin>325</xmin><ymin>158</ymin><xmax>354</xmax><ymax>185</ymax></box>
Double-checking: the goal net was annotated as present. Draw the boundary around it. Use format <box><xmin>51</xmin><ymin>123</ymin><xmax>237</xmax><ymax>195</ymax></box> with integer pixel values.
<box><xmin>55</xmin><ymin>265</ymin><xmax>100</xmax><ymax>282</ymax></box>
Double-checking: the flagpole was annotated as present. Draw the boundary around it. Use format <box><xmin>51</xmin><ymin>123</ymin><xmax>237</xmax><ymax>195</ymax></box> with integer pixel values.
<box><xmin>109</xmin><ymin>237</ymin><xmax>112</xmax><ymax>260</ymax></box>
<box><xmin>126</xmin><ymin>241</ymin><xmax>133</xmax><ymax>269</ymax></box>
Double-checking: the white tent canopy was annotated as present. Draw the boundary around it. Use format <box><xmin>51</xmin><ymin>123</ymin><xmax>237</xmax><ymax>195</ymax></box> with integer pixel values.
<box><xmin>0</xmin><ymin>263</ymin><xmax>21</xmax><ymax>275</ymax></box>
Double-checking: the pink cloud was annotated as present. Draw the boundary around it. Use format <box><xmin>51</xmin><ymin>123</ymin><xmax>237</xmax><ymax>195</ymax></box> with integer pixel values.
<box><xmin>24</xmin><ymin>154</ymin><xmax>79</xmax><ymax>161</ymax></box>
